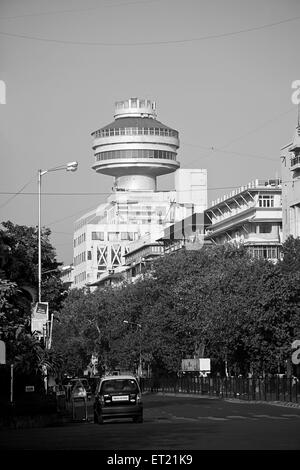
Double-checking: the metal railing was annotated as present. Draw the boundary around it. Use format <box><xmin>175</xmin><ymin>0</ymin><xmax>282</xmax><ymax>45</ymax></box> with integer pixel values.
<box><xmin>92</xmin><ymin>127</ymin><xmax>179</xmax><ymax>139</ymax></box>
<box><xmin>140</xmin><ymin>376</ymin><xmax>300</xmax><ymax>403</ymax></box>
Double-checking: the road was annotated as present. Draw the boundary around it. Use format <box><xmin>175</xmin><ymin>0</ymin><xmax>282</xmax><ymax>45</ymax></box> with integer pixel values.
<box><xmin>1</xmin><ymin>393</ymin><xmax>300</xmax><ymax>450</ymax></box>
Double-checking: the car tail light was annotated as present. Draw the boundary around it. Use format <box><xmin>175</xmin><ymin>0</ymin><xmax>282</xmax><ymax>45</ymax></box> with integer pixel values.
<box><xmin>100</xmin><ymin>395</ymin><xmax>105</xmax><ymax>405</ymax></box>
<box><xmin>129</xmin><ymin>393</ymin><xmax>136</xmax><ymax>402</ymax></box>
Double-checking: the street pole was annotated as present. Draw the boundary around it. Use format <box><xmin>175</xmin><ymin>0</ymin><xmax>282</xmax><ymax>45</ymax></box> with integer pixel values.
<box><xmin>138</xmin><ymin>325</ymin><xmax>142</xmax><ymax>379</ymax></box>
<box><xmin>38</xmin><ymin>169</ymin><xmax>42</xmax><ymax>303</ymax></box>
<box><xmin>37</xmin><ymin>161</ymin><xmax>78</xmax><ymax>306</ymax></box>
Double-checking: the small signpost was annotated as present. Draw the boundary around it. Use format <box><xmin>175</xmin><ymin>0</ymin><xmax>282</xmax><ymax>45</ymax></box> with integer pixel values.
<box><xmin>0</xmin><ymin>340</ymin><xmax>6</xmax><ymax>365</ymax></box>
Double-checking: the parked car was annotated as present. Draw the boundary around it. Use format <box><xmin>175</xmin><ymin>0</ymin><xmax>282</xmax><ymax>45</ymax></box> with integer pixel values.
<box><xmin>94</xmin><ymin>374</ymin><xmax>143</xmax><ymax>424</ymax></box>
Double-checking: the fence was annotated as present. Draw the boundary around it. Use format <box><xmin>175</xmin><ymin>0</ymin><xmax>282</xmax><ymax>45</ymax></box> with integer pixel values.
<box><xmin>140</xmin><ymin>375</ymin><xmax>300</xmax><ymax>403</ymax></box>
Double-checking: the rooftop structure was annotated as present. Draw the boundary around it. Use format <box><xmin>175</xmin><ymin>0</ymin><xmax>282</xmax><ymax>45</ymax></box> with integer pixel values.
<box><xmin>91</xmin><ymin>97</ymin><xmax>180</xmax><ymax>192</ymax></box>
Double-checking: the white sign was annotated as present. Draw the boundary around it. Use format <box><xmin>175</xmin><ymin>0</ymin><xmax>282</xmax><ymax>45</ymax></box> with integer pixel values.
<box><xmin>31</xmin><ymin>302</ymin><xmax>49</xmax><ymax>335</ymax></box>
<box><xmin>181</xmin><ymin>358</ymin><xmax>211</xmax><ymax>372</ymax></box>
<box><xmin>0</xmin><ymin>340</ymin><xmax>6</xmax><ymax>364</ymax></box>
<box><xmin>25</xmin><ymin>386</ymin><xmax>35</xmax><ymax>392</ymax></box>
<box><xmin>199</xmin><ymin>358</ymin><xmax>211</xmax><ymax>372</ymax></box>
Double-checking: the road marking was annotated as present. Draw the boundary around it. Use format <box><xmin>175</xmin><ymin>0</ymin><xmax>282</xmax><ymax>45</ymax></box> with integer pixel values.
<box><xmin>226</xmin><ymin>415</ymin><xmax>247</xmax><ymax>419</ymax></box>
<box><xmin>172</xmin><ymin>416</ymin><xmax>198</xmax><ymax>422</ymax></box>
<box><xmin>205</xmin><ymin>417</ymin><xmax>228</xmax><ymax>421</ymax></box>
<box><xmin>281</xmin><ymin>414</ymin><xmax>300</xmax><ymax>418</ymax></box>
<box><xmin>252</xmin><ymin>415</ymin><xmax>288</xmax><ymax>419</ymax></box>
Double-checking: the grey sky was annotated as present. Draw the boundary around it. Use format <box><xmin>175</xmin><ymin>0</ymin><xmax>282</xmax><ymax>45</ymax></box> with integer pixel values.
<box><xmin>1</xmin><ymin>0</ymin><xmax>299</xmax><ymax>265</ymax></box>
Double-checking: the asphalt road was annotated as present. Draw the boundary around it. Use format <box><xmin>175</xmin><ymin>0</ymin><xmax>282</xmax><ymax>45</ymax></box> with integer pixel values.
<box><xmin>1</xmin><ymin>393</ymin><xmax>300</xmax><ymax>450</ymax></box>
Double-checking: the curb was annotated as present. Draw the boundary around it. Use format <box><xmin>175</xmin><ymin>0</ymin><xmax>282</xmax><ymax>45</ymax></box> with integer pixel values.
<box><xmin>224</xmin><ymin>398</ymin><xmax>300</xmax><ymax>409</ymax></box>
<box><xmin>152</xmin><ymin>392</ymin><xmax>300</xmax><ymax>408</ymax></box>
<box><xmin>155</xmin><ymin>392</ymin><xmax>220</xmax><ymax>400</ymax></box>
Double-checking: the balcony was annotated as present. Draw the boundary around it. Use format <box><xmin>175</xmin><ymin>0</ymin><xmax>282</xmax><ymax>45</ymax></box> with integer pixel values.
<box><xmin>291</xmin><ymin>155</ymin><xmax>300</xmax><ymax>171</ymax></box>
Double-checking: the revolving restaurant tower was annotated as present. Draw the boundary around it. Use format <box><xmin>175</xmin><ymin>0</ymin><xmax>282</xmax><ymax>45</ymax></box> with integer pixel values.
<box><xmin>72</xmin><ymin>98</ymin><xmax>207</xmax><ymax>288</ymax></box>
<box><xmin>91</xmin><ymin>97</ymin><xmax>180</xmax><ymax>191</ymax></box>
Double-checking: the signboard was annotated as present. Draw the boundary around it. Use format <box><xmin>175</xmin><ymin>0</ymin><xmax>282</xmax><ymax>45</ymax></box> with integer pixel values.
<box><xmin>181</xmin><ymin>358</ymin><xmax>211</xmax><ymax>372</ymax></box>
<box><xmin>25</xmin><ymin>386</ymin><xmax>35</xmax><ymax>392</ymax></box>
<box><xmin>31</xmin><ymin>302</ymin><xmax>49</xmax><ymax>336</ymax></box>
<box><xmin>199</xmin><ymin>358</ymin><xmax>211</xmax><ymax>372</ymax></box>
<box><xmin>182</xmin><ymin>358</ymin><xmax>199</xmax><ymax>371</ymax></box>
<box><xmin>0</xmin><ymin>340</ymin><xmax>6</xmax><ymax>364</ymax></box>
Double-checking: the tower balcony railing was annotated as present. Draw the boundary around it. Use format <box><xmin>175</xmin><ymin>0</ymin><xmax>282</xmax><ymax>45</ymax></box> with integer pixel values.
<box><xmin>95</xmin><ymin>149</ymin><xmax>177</xmax><ymax>162</ymax></box>
<box><xmin>92</xmin><ymin>127</ymin><xmax>179</xmax><ymax>139</ymax></box>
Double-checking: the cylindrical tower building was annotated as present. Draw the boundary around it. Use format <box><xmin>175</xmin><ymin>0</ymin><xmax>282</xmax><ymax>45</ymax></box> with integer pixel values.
<box><xmin>91</xmin><ymin>98</ymin><xmax>180</xmax><ymax>191</ymax></box>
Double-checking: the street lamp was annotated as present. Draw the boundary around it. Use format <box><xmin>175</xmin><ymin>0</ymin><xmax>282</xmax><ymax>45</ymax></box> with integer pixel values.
<box><xmin>123</xmin><ymin>320</ymin><xmax>142</xmax><ymax>378</ymax></box>
<box><xmin>38</xmin><ymin>161</ymin><xmax>78</xmax><ymax>303</ymax></box>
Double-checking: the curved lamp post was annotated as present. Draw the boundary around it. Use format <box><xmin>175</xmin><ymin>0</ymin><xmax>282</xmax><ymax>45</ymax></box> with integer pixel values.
<box><xmin>123</xmin><ymin>320</ymin><xmax>142</xmax><ymax>378</ymax></box>
<box><xmin>38</xmin><ymin>161</ymin><xmax>78</xmax><ymax>303</ymax></box>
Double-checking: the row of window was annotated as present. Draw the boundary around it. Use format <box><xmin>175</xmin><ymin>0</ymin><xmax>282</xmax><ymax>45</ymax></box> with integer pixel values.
<box><xmin>92</xmin><ymin>231</ymin><xmax>140</xmax><ymax>241</ymax></box>
<box><xmin>258</xmin><ymin>195</ymin><xmax>275</xmax><ymax>208</ymax></box>
<box><xmin>248</xmin><ymin>245</ymin><xmax>281</xmax><ymax>260</ymax></box>
<box><xmin>74</xmin><ymin>271</ymin><xmax>86</xmax><ymax>284</ymax></box>
<box><xmin>115</xmin><ymin>99</ymin><xmax>154</xmax><ymax>109</ymax></box>
<box><xmin>291</xmin><ymin>154</ymin><xmax>300</xmax><ymax>167</ymax></box>
<box><xmin>74</xmin><ymin>251</ymin><xmax>86</xmax><ymax>266</ymax></box>
<box><xmin>93</xmin><ymin>127</ymin><xmax>178</xmax><ymax>138</ymax></box>
<box><xmin>74</xmin><ymin>232</ymin><xmax>86</xmax><ymax>247</ymax></box>
<box><xmin>95</xmin><ymin>149</ymin><xmax>177</xmax><ymax>162</ymax></box>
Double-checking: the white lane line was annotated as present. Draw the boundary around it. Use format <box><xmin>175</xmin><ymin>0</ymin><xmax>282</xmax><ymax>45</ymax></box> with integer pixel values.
<box><xmin>252</xmin><ymin>415</ymin><xmax>288</xmax><ymax>419</ymax></box>
<box><xmin>205</xmin><ymin>417</ymin><xmax>229</xmax><ymax>421</ymax></box>
<box><xmin>226</xmin><ymin>415</ymin><xmax>248</xmax><ymax>419</ymax></box>
<box><xmin>172</xmin><ymin>416</ymin><xmax>198</xmax><ymax>422</ymax></box>
<box><xmin>281</xmin><ymin>414</ymin><xmax>300</xmax><ymax>418</ymax></box>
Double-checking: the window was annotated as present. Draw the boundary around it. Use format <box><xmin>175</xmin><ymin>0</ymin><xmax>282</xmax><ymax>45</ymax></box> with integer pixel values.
<box><xmin>92</xmin><ymin>231</ymin><xmax>104</xmax><ymax>241</ymax></box>
<box><xmin>248</xmin><ymin>245</ymin><xmax>279</xmax><ymax>260</ymax></box>
<box><xmin>259</xmin><ymin>195</ymin><xmax>274</xmax><ymax>208</ymax></box>
<box><xmin>108</xmin><ymin>232</ymin><xmax>119</xmax><ymax>241</ymax></box>
<box><xmin>87</xmin><ymin>251</ymin><xmax>92</xmax><ymax>260</ymax></box>
<box><xmin>259</xmin><ymin>224</ymin><xmax>272</xmax><ymax>234</ymax></box>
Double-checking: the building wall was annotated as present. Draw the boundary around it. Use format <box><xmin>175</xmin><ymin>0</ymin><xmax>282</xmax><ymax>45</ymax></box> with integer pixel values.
<box><xmin>204</xmin><ymin>179</ymin><xmax>282</xmax><ymax>261</ymax></box>
<box><xmin>175</xmin><ymin>169</ymin><xmax>207</xmax><ymax>213</ymax></box>
<box><xmin>72</xmin><ymin>190</ymin><xmax>206</xmax><ymax>288</ymax></box>
<box><xmin>281</xmin><ymin>134</ymin><xmax>300</xmax><ymax>241</ymax></box>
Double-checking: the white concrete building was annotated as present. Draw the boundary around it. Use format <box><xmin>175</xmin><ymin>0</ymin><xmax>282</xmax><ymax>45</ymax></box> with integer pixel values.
<box><xmin>281</xmin><ymin>117</ymin><xmax>300</xmax><ymax>241</ymax></box>
<box><xmin>204</xmin><ymin>178</ymin><xmax>282</xmax><ymax>261</ymax></box>
<box><xmin>72</xmin><ymin>98</ymin><xmax>207</xmax><ymax>288</ymax></box>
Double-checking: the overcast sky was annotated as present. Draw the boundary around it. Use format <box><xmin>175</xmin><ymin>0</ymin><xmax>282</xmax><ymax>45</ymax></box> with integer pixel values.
<box><xmin>1</xmin><ymin>0</ymin><xmax>300</xmax><ymax>265</ymax></box>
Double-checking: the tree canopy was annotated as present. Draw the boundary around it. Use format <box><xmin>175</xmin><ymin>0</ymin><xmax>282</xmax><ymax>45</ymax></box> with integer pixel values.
<box><xmin>52</xmin><ymin>240</ymin><xmax>300</xmax><ymax>378</ymax></box>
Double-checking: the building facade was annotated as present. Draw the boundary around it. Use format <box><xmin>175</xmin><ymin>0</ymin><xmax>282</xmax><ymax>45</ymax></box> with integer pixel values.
<box><xmin>281</xmin><ymin>119</ymin><xmax>300</xmax><ymax>241</ymax></box>
<box><xmin>72</xmin><ymin>98</ymin><xmax>207</xmax><ymax>288</ymax></box>
<box><xmin>204</xmin><ymin>178</ymin><xmax>282</xmax><ymax>261</ymax></box>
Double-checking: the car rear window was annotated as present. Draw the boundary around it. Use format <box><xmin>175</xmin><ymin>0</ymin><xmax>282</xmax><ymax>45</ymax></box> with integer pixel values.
<box><xmin>100</xmin><ymin>379</ymin><xmax>138</xmax><ymax>394</ymax></box>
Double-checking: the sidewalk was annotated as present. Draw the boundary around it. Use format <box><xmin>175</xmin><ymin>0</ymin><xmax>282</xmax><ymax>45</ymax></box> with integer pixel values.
<box><xmin>154</xmin><ymin>391</ymin><xmax>300</xmax><ymax>409</ymax></box>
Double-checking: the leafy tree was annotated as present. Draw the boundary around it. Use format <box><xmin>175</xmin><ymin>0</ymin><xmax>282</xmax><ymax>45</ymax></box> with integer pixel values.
<box><xmin>0</xmin><ymin>220</ymin><xmax>67</xmax><ymax>310</ymax></box>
